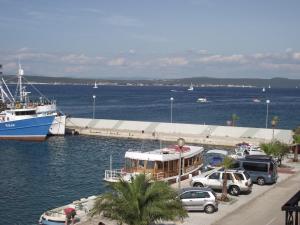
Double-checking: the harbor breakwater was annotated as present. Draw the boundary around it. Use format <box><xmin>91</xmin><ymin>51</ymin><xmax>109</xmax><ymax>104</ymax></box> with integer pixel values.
<box><xmin>66</xmin><ymin>117</ymin><xmax>293</xmax><ymax>146</ymax></box>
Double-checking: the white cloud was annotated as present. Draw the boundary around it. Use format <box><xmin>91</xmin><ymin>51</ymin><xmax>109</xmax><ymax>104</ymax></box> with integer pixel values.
<box><xmin>158</xmin><ymin>57</ymin><xmax>188</xmax><ymax>66</ymax></box>
<box><xmin>293</xmin><ymin>52</ymin><xmax>300</xmax><ymax>60</ymax></box>
<box><xmin>197</xmin><ymin>54</ymin><xmax>246</xmax><ymax>64</ymax></box>
<box><xmin>61</xmin><ymin>54</ymin><xmax>90</xmax><ymax>64</ymax></box>
<box><xmin>107</xmin><ymin>57</ymin><xmax>126</xmax><ymax>66</ymax></box>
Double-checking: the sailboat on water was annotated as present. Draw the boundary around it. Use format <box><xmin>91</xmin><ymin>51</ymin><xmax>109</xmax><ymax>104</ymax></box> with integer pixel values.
<box><xmin>93</xmin><ymin>81</ymin><xmax>98</xmax><ymax>89</ymax></box>
<box><xmin>187</xmin><ymin>83</ymin><xmax>194</xmax><ymax>91</ymax></box>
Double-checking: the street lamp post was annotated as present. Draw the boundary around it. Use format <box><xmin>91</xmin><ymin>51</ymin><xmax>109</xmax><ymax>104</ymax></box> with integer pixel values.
<box><xmin>177</xmin><ymin>137</ymin><xmax>185</xmax><ymax>189</ymax></box>
<box><xmin>170</xmin><ymin>97</ymin><xmax>174</xmax><ymax>123</ymax></box>
<box><xmin>92</xmin><ymin>95</ymin><xmax>96</xmax><ymax>119</ymax></box>
<box><xmin>265</xmin><ymin>99</ymin><xmax>270</xmax><ymax>128</ymax></box>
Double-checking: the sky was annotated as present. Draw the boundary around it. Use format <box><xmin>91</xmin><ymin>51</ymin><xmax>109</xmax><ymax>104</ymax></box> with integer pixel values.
<box><xmin>0</xmin><ymin>0</ymin><xmax>300</xmax><ymax>79</ymax></box>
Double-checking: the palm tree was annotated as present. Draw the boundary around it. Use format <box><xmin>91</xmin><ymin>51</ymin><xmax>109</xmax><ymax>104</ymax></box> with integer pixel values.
<box><xmin>90</xmin><ymin>174</ymin><xmax>188</xmax><ymax>225</ymax></box>
<box><xmin>292</xmin><ymin>127</ymin><xmax>300</xmax><ymax>162</ymax></box>
<box><xmin>220</xmin><ymin>156</ymin><xmax>234</xmax><ymax>201</ymax></box>
<box><xmin>231</xmin><ymin>113</ymin><xmax>239</xmax><ymax>127</ymax></box>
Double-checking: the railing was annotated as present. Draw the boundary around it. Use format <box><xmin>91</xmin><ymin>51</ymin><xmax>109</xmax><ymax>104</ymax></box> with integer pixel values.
<box><xmin>282</xmin><ymin>190</ymin><xmax>300</xmax><ymax>225</ymax></box>
<box><xmin>104</xmin><ymin>169</ymin><xmax>124</xmax><ymax>181</ymax></box>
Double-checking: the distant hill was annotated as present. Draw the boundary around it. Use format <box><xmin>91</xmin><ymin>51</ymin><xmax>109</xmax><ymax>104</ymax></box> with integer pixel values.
<box><xmin>1</xmin><ymin>74</ymin><xmax>300</xmax><ymax>88</ymax></box>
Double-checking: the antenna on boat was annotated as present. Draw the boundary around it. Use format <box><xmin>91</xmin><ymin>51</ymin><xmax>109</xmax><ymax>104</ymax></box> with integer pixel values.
<box><xmin>18</xmin><ymin>59</ymin><xmax>24</xmax><ymax>102</ymax></box>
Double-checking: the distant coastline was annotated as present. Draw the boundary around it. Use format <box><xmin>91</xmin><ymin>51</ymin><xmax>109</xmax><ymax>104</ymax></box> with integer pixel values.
<box><xmin>2</xmin><ymin>75</ymin><xmax>300</xmax><ymax>88</ymax></box>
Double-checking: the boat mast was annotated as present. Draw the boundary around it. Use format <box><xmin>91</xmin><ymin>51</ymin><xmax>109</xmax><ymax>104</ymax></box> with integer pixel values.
<box><xmin>18</xmin><ymin>62</ymin><xmax>24</xmax><ymax>102</ymax></box>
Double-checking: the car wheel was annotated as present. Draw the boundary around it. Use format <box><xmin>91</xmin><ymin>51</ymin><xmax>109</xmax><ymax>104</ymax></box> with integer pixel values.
<box><xmin>204</xmin><ymin>204</ymin><xmax>215</xmax><ymax>214</ymax></box>
<box><xmin>257</xmin><ymin>177</ymin><xmax>265</xmax><ymax>185</ymax></box>
<box><xmin>193</xmin><ymin>182</ymin><xmax>204</xmax><ymax>187</ymax></box>
<box><xmin>229</xmin><ymin>185</ymin><xmax>240</xmax><ymax>196</ymax></box>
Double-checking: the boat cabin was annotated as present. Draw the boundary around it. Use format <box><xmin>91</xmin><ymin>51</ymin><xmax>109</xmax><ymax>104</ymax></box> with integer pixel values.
<box><xmin>105</xmin><ymin>145</ymin><xmax>204</xmax><ymax>182</ymax></box>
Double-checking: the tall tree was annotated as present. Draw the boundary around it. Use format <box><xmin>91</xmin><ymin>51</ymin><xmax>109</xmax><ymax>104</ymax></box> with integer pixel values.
<box><xmin>90</xmin><ymin>174</ymin><xmax>187</xmax><ymax>225</ymax></box>
<box><xmin>293</xmin><ymin>127</ymin><xmax>300</xmax><ymax>162</ymax></box>
<box><xmin>221</xmin><ymin>156</ymin><xmax>234</xmax><ymax>201</ymax></box>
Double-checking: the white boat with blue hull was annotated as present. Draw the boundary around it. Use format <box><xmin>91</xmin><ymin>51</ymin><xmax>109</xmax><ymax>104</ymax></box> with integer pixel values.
<box><xmin>0</xmin><ymin>63</ymin><xmax>65</xmax><ymax>138</ymax></box>
<box><xmin>0</xmin><ymin>112</ymin><xmax>54</xmax><ymax>141</ymax></box>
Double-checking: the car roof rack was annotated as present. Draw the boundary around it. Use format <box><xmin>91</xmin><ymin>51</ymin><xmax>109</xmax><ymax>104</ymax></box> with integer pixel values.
<box><xmin>244</xmin><ymin>155</ymin><xmax>273</xmax><ymax>161</ymax></box>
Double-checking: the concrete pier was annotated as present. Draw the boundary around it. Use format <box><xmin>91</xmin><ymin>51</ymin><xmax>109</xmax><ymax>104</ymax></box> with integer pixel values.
<box><xmin>66</xmin><ymin>118</ymin><xmax>293</xmax><ymax>147</ymax></box>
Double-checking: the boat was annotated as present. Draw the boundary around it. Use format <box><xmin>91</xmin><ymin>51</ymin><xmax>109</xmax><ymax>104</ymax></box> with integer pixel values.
<box><xmin>202</xmin><ymin>149</ymin><xmax>228</xmax><ymax>172</ymax></box>
<box><xmin>93</xmin><ymin>81</ymin><xmax>98</xmax><ymax>89</ymax></box>
<box><xmin>0</xmin><ymin>64</ymin><xmax>65</xmax><ymax>138</ymax></box>
<box><xmin>39</xmin><ymin>195</ymin><xmax>97</xmax><ymax>225</ymax></box>
<box><xmin>262</xmin><ymin>87</ymin><xmax>266</xmax><ymax>92</ymax></box>
<box><xmin>104</xmin><ymin>144</ymin><xmax>204</xmax><ymax>183</ymax></box>
<box><xmin>187</xmin><ymin>83</ymin><xmax>194</xmax><ymax>91</ymax></box>
<box><xmin>197</xmin><ymin>97</ymin><xmax>207</xmax><ymax>103</ymax></box>
<box><xmin>231</xmin><ymin>142</ymin><xmax>266</xmax><ymax>159</ymax></box>
<box><xmin>253</xmin><ymin>98</ymin><xmax>261</xmax><ymax>103</ymax></box>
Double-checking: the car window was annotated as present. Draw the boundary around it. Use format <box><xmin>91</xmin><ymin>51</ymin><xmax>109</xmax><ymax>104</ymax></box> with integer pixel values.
<box><xmin>243</xmin><ymin>162</ymin><xmax>268</xmax><ymax>172</ymax></box>
<box><xmin>243</xmin><ymin>171</ymin><xmax>251</xmax><ymax>179</ymax></box>
<box><xmin>221</xmin><ymin>173</ymin><xmax>233</xmax><ymax>180</ymax></box>
<box><xmin>208</xmin><ymin>172</ymin><xmax>220</xmax><ymax>180</ymax></box>
<box><xmin>195</xmin><ymin>191</ymin><xmax>210</xmax><ymax>198</ymax></box>
<box><xmin>233</xmin><ymin>173</ymin><xmax>244</xmax><ymax>180</ymax></box>
<box><xmin>180</xmin><ymin>192</ymin><xmax>193</xmax><ymax>199</ymax></box>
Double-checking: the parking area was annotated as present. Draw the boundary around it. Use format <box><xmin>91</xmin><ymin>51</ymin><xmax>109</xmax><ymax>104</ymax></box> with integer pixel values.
<box><xmin>168</xmin><ymin>158</ymin><xmax>300</xmax><ymax>225</ymax></box>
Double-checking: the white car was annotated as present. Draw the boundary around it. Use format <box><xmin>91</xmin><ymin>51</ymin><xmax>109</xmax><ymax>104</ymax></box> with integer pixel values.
<box><xmin>191</xmin><ymin>168</ymin><xmax>252</xmax><ymax>196</ymax></box>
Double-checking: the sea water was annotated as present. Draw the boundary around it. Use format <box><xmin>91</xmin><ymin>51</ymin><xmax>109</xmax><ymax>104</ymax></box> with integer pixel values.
<box><xmin>0</xmin><ymin>85</ymin><xmax>299</xmax><ymax>225</ymax></box>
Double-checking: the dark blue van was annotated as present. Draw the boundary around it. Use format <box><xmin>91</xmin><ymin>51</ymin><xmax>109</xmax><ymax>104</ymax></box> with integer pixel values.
<box><xmin>232</xmin><ymin>155</ymin><xmax>278</xmax><ymax>185</ymax></box>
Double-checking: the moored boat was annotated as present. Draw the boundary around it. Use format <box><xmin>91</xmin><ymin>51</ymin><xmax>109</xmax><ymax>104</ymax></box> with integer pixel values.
<box><xmin>104</xmin><ymin>144</ymin><xmax>204</xmax><ymax>183</ymax></box>
<box><xmin>39</xmin><ymin>195</ymin><xmax>97</xmax><ymax>225</ymax></box>
<box><xmin>0</xmin><ymin>63</ymin><xmax>65</xmax><ymax>137</ymax></box>
<box><xmin>0</xmin><ymin>112</ymin><xmax>54</xmax><ymax>141</ymax></box>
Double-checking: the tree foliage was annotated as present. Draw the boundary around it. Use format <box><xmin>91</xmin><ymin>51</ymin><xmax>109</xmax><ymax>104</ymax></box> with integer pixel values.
<box><xmin>260</xmin><ymin>141</ymin><xmax>289</xmax><ymax>166</ymax></box>
<box><xmin>90</xmin><ymin>174</ymin><xmax>188</xmax><ymax>225</ymax></box>
<box><xmin>231</xmin><ymin>114</ymin><xmax>239</xmax><ymax>127</ymax></box>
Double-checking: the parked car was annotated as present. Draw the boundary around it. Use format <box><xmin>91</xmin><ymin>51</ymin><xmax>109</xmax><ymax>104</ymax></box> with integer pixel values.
<box><xmin>191</xmin><ymin>169</ymin><xmax>252</xmax><ymax>196</ymax></box>
<box><xmin>178</xmin><ymin>187</ymin><xmax>218</xmax><ymax>213</ymax></box>
<box><xmin>231</xmin><ymin>155</ymin><xmax>278</xmax><ymax>185</ymax></box>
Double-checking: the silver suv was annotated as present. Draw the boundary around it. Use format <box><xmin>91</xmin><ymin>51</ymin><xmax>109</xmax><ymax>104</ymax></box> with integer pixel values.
<box><xmin>178</xmin><ymin>187</ymin><xmax>218</xmax><ymax>213</ymax></box>
<box><xmin>191</xmin><ymin>169</ymin><xmax>252</xmax><ymax>196</ymax></box>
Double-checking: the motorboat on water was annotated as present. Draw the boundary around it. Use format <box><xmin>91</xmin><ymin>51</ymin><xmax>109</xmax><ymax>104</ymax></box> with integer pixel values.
<box><xmin>0</xmin><ymin>64</ymin><xmax>65</xmax><ymax>139</ymax></box>
<box><xmin>197</xmin><ymin>97</ymin><xmax>207</xmax><ymax>103</ymax></box>
<box><xmin>187</xmin><ymin>83</ymin><xmax>194</xmax><ymax>91</ymax></box>
<box><xmin>39</xmin><ymin>195</ymin><xmax>97</xmax><ymax>225</ymax></box>
<box><xmin>104</xmin><ymin>144</ymin><xmax>204</xmax><ymax>183</ymax></box>
<box><xmin>253</xmin><ymin>98</ymin><xmax>261</xmax><ymax>103</ymax></box>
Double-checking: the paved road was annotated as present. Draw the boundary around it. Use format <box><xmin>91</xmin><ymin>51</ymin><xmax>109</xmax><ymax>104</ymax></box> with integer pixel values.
<box><xmin>213</xmin><ymin>172</ymin><xmax>300</xmax><ymax>225</ymax></box>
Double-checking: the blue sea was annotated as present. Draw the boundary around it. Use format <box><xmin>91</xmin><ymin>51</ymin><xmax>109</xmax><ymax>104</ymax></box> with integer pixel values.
<box><xmin>0</xmin><ymin>85</ymin><xmax>299</xmax><ymax>225</ymax></box>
